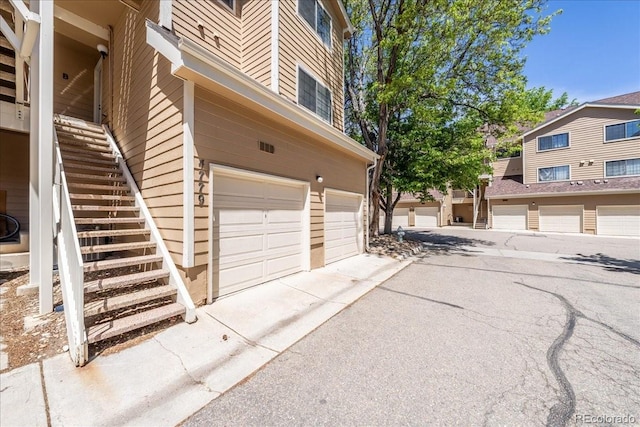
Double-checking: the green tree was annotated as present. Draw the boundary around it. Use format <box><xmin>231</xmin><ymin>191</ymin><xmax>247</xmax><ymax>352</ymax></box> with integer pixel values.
<box><xmin>344</xmin><ymin>0</ymin><xmax>559</xmax><ymax>235</ymax></box>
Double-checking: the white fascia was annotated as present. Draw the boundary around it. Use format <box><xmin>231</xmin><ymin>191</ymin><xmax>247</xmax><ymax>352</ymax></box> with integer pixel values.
<box><xmin>145</xmin><ymin>20</ymin><xmax>378</xmax><ymax>163</ymax></box>
<box><xmin>485</xmin><ymin>188</ymin><xmax>640</xmax><ymax>200</ymax></box>
<box><xmin>159</xmin><ymin>0</ymin><xmax>172</xmax><ymax>29</ymax></box>
<box><xmin>270</xmin><ymin>0</ymin><xmax>279</xmax><ymax>93</ymax></box>
<box><xmin>54</xmin><ymin>5</ymin><xmax>108</xmax><ymax>41</ymax></box>
<box><xmin>182</xmin><ymin>80</ymin><xmax>195</xmax><ymax>268</ymax></box>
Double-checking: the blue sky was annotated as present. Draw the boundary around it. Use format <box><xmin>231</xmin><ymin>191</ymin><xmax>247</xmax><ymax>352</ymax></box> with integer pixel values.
<box><xmin>522</xmin><ymin>0</ymin><xmax>640</xmax><ymax>103</ymax></box>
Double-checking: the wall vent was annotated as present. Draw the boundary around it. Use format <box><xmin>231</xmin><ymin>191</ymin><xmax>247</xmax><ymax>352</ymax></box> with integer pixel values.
<box><xmin>259</xmin><ymin>141</ymin><xmax>275</xmax><ymax>154</ymax></box>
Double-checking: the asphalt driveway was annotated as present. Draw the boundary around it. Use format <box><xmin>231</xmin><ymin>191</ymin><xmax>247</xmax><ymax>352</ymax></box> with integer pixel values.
<box><xmin>184</xmin><ymin>229</ymin><xmax>640</xmax><ymax>426</ymax></box>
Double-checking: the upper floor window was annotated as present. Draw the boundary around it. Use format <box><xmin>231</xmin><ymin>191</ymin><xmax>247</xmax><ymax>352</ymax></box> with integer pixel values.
<box><xmin>538</xmin><ymin>133</ymin><xmax>569</xmax><ymax>151</ymax></box>
<box><xmin>298</xmin><ymin>0</ymin><xmax>332</xmax><ymax>47</ymax></box>
<box><xmin>217</xmin><ymin>0</ymin><xmax>235</xmax><ymax>11</ymax></box>
<box><xmin>298</xmin><ymin>67</ymin><xmax>332</xmax><ymax>123</ymax></box>
<box><xmin>604</xmin><ymin>119</ymin><xmax>640</xmax><ymax>142</ymax></box>
<box><xmin>538</xmin><ymin>165</ymin><xmax>570</xmax><ymax>182</ymax></box>
<box><xmin>605</xmin><ymin>158</ymin><xmax>640</xmax><ymax>177</ymax></box>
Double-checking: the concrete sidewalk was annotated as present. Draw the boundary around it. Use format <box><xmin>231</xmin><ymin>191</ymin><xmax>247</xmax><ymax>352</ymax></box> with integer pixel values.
<box><xmin>1</xmin><ymin>254</ymin><xmax>410</xmax><ymax>427</ymax></box>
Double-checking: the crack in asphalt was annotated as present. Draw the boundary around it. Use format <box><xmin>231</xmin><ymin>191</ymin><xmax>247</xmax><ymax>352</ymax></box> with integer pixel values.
<box><xmin>377</xmin><ymin>286</ymin><xmax>464</xmax><ymax>309</ymax></box>
<box><xmin>513</xmin><ymin>280</ymin><xmax>577</xmax><ymax>427</ymax></box>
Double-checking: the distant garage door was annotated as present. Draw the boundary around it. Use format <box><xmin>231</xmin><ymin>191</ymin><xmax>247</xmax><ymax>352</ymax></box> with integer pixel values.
<box><xmin>212</xmin><ymin>168</ymin><xmax>308</xmax><ymax>297</ymax></box>
<box><xmin>597</xmin><ymin>206</ymin><xmax>640</xmax><ymax>237</ymax></box>
<box><xmin>325</xmin><ymin>190</ymin><xmax>363</xmax><ymax>264</ymax></box>
<box><xmin>415</xmin><ymin>207</ymin><xmax>439</xmax><ymax>227</ymax></box>
<box><xmin>392</xmin><ymin>208</ymin><xmax>409</xmax><ymax>228</ymax></box>
<box><xmin>539</xmin><ymin>205</ymin><xmax>583</xmax><ymax>233</ymax></box>
<box><xmin>492</xmin><ymin>205</ymin><xmax>527</xmax><ymax>230</ymax></box>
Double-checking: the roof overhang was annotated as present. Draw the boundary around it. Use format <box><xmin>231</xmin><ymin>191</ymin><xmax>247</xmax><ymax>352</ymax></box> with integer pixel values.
<box><xmin>486</xmin><ymin>188</ymin><xmax>640</xmax><ymax>200</ymax></box>
<box><xmin>146</xmin><ymin>21</ymin><xmax>376</xmax><ymax>163</ymax></box>
<box><xmin>331</xmin><ymin>0</ymin><xmax>355</xmax><ymax>38</ymax></box>
<box><xmin>521</xmin><ymin>103</ymin><xmax>640</xmax><ymax>139</ymax></box>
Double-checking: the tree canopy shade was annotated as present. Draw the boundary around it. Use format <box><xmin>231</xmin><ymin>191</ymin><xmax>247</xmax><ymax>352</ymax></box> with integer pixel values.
<box><xmin>344</xmin><ymin>0</ymin><xmax>559</xmax><ymax>234</ymax></box>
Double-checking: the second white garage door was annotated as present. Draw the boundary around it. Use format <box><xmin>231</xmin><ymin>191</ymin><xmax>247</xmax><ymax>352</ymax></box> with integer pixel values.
<box><xmin>325</xmin><ymin>190</ymin><xmax>363</xmax><ymax>264</ymax></box>
<box><xmin>415</xmin><ymin>207</ymin><xmax>439</xmax><ymax>227</ymax></box>
<box><xmin>492</xmin><ymin>205</ymin><xmax>527</xmax><ymax>230</ymax></box>
<box><xmin>392</xmin><ymin>208</ymin><xmax>409</xmax><ymax>228</ymax></box>
<box><xmin>212</xmin><ymin>168</ymin><xmax>308</xmax><ymax>297</ymax></box>
<box><xmin>539</xmin><ymin>205</ymin><xmax>583</xmax><ymax>233</ymax></box>
<box><xmin>597</xmin><ymin>206</ymin><xmax>640</xmax><ymax>237</ymax></box>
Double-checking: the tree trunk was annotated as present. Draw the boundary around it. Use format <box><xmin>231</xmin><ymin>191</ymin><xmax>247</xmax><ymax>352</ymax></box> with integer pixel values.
<box><xmin>383</xmin><ymin>182</ymin><xmax>394</xmax><ymax>234</ymax></box>
<box><xmin>368</xmin><ymin>152</ymin><xmax>386</xmax><ymax>237</ymax></box>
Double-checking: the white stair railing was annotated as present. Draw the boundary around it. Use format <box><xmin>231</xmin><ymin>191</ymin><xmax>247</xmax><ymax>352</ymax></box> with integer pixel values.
<box><xmin>102</xmin><ymin>126</ymin><xmax>196</xmax><ymax>323</ymax></box>
<box><xmin>53</xmin><ymin>123</ymin><xmax>88</xmax><ymax>366</ymax></box>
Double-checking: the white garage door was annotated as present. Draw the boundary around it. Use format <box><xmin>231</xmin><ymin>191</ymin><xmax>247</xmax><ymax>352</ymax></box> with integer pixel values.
<box><xmin>325</xmin><ymin>190</ymin><xmax>363</xmax><ymax>264</ymax></box>
<box><xmin>597</xmin><ymin>206</ymin><xmax>640</xmax><ymax>237</ymax></box>
<box><xmin>415</xmin><ymin>207</ymin><xmax>439</xmax><ymax>227</ymax></box>
<box><xmin>492</xmin><ymin>205</ymin><xmax>527</xmax><ymax>230</ymax></box>
<box><xmin>392</xmin><ymin>208</ymin><xmax>409</xmax><ymax>228</ymax></box>
<box><xmin>539</xmin><ymin>205</ymin><xmax>583</xmax><ymax>233</ymax></box>
<box><xmin>212</xmin><ymin>169</ymin><xmax>307</xmax><ymax>297</ymax></box>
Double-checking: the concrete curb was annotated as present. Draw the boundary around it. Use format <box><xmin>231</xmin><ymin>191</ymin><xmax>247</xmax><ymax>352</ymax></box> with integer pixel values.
<box><xmin>1</xmin><ymin>254</ymin><xmax>412</xmax><ymax>427</ymax></box>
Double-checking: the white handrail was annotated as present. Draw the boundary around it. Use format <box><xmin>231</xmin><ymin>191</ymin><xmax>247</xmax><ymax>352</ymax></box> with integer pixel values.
<box><xmin>53</xmin><ymin>123</ymin><xmax>88</xmax><ymax>366</ymax></box>
<box><xmin>102</xmin><ymin>126</ymin><xmax>196</xmax><ymax>323</ymax></box>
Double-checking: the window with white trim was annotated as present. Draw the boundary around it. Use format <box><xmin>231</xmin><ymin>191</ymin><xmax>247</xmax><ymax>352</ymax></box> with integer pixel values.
<box><xmin>538</xmin><ymin>133</ymin><xmax>569</xmax><ymax>151</ymax></box>
<box><xmin>605</xmin><ymin>119</ymin><xmax>640</xmax><ymax>142</ymax></box>
<box><xmin>298</xmin><ymin>67</ymin><xmax>332</xmax><ymax>122</ymax></box>
<box><xmin>605</xmin><ymin>158</ymin><xmax>640</xmax><ymax>177</ymax></box>
<box><xmin>298</xmin><ymin>0</ymin><xmax>331</xmax><ymax>47</ymax></box>
<box><xmin>538</xmin><ymin>165</ymin><xmax>570</xmax><ymax>182</ymax></box>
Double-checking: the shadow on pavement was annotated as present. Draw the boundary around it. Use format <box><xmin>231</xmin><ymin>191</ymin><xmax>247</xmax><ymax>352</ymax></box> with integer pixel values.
<box><xmin>561</xmin><ymin>253</ymin><xmax>640</xmax><ymax>275</ymax></box>
<box><xmin>407</xmin><ymin>230</ymin><xmax>495</xmax><ymax>257</ymax></box>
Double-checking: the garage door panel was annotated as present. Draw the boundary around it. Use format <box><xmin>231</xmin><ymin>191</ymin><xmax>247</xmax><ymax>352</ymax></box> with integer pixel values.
<box><xmin>493</xmin><ymin>205</ymin><xmax>527</xmax><ymax>230</ymax></box>
<box><xmin>415</xmin><ymin>207</ymin><xmax>438</xmax><ymax>227</ymax></box>
<box><xmin>392</xmin><ymin>208</ymin><xmax>409</xmax><ymax>228</ymax></box>
<box><xmin>325</xmin><ymin>191</ymin><xmax>363</xmax><ymax>264</ymax></box>
<box><xmin>213</xmin><ymin>169</ymin><xmax>306</xmax><ymax>296</ymax></box>
<box><xmin>597</xmin><ymin>206</ymin><xmax>640</xmax><ymax>237</ymax></box>
<box><xmin>539</xmin><ymin>206</ymin><xmax>582</xmax><ymax>233</ymax></box>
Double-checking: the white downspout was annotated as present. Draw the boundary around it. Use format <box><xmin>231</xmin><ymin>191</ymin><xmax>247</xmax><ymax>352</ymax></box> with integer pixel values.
<box><xmin>365</xmin><ymin>159</ymin><xmax>377</xmax><ymax>251</ymax></box>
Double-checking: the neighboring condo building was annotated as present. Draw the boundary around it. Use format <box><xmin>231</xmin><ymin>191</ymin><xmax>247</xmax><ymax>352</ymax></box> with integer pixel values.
<box><xmin>486</xmin><ymin>92</ymin><xmax>640</xmax><ymax>237</ymax></box>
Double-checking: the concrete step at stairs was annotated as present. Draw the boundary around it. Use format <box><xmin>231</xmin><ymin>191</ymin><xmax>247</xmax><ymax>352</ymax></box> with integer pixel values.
<box><xmin>80</xmin><ymin>241</ymin><xmax>156</xmax><ymax>255</ymax></box>
<box><xmin>83</xmin><ymin>254</ymin><xmax>163</xmax><ymax>272</ymax></box>
<box><xmin>86</xmin><ymin>303</ymin><xmax>184</xmax><ymax>344</ymax></box>
<box><xmin>77</xmin><ymin>228</ymin><xmax>150</xmax><ymax>239</ymax></box>
<box><xmin>84</xmin><ymin>285</ymin><xmax>176</xmax><ymax>317</ymax></box>
<box><xmin>84</xmin><ymin>269</ymin><xmax>170</xmax><ymax>293</ymax></box>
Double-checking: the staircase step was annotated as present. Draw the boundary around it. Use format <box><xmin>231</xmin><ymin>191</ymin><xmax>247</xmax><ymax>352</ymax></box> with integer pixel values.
<box><xmin>84</xmin><ymin>285</ymin><xmax>176</xmax><ymax>317</ymax></box>
<box><xmin>83</xmin><ymin>254</ymin><xmax>162</xmax><ymax>272</ymax></box>
<box><xmin>67</xmin><ymin>182</ymin><xmax>129</xmax><ymax>192</ymax></box>
<box><xmin>56</xmin><ymin>128</ymin><xmax>108</xmax><ymax>142</ymax></box>
<box><xmin>77</xmin><ymin>228</ymin><xmax>149</xmax><ymax>239</ymax></box>
<box><xmin>86</xmin><ymin>302</ymin><xmax>184</xmax><ymax>344</ymax></box>
<box><xmin>84</xmin><ymin>269</ymin><xmax>170</xmax><ymax>293</ymax></box>
<box><xmin>54</xmin><ymin>115</ymin><xmax>104</xmax><ymax>132</ymax></box>
<box><xmin>66</xmin><ymin>172</ymin><xmax>125</xmax><ymax>183</ymax></box>
<box><xmin>80</xmin><ymin>241</ymin><xmax>155</xmax><ymax>255</ymax></box>
<box><xmin>60</xmin><ymin>144</ymin><xmax>115</xmax><ymax>157</ymax></box>
<box><xmin>73</xmin><ymin>205</ymin><xmax>138</xmax><ymax>212</ymax></box>
<box><xmin>61</xmin><ymin>153</ymin><xmax>117</xmax><ymax>166</ymax></box>
<box><xmin>64</xmin><ymin>163</ymin><xmax>120</xmax><ymax>174</ymax></box>
<box><xmin>75</xmin><ymin>217</ymin><xmax>145</xmax><ymax>225</ymax></box>
<box><xmin>69</xmin><ymin>193</ymin><xmax>135</xmax><ymax>202</ymax></box>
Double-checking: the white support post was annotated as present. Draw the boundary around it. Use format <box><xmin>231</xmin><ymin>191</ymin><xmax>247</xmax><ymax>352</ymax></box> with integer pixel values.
<box><xmin>15</xmin><ymin>14</ymin><xmax>24</xmax><ymax>104</ymax></box>
<box><xmin>28</xmin><ymin>0</ymin><xmax>54</xmax><ymax>314</ymax></box>
<box><xmin>182</xmin><ymin>80</ymin><xmax>195</xmax><ymax>268</ymax></box>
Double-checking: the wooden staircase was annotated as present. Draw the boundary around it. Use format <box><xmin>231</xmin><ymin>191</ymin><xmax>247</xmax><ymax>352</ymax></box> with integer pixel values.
<box><xmin>54</xmin><ymin>115</ymin><xmax>189</xmax><ymax>346</ymax></box>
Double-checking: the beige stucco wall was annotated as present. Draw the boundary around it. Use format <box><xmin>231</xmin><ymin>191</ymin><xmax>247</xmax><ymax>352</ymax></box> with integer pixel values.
<box><xmin>191</xmin><ymin>85</ymin><xmax>367</xmax><ymax>303</ymax></box>
<box><xmin>490</xmin><ymin>193</ymin><xmax>639</xmax><ymax>234</ymax></box>
<box><xmin>53</xmin><ymin>33</ymin><xmax>99</xmax><ymax>121</ymax></box>
<box><xmin>0</xmin><ymin>129</ymin><xmax>29</xmax><ymax>231</ymax></box>
<box><xmin>106</xmin><ymin>0</ymin><xmax>185</xmax><ymax>265</ymax></box>
<box><xmin>524</xmin><ymin>107</ymin><xmax>640</xmax><ymax>184</ymax></box>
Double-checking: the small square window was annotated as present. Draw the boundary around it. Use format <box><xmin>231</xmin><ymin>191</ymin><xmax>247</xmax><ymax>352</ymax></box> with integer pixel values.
<box><xmin>298</xmin><ymin>67</ymin><xmax>332</xmax><ymax>123</ymax></box>
<box><xmin>298</xmin><ymin>0</ymin><xmax>332</xmax><ymax>48</ymax></box>
<box><xmin>605</xmin><ymin>158</ymin><xmax>640</xmax><ymax>177</ymax></box>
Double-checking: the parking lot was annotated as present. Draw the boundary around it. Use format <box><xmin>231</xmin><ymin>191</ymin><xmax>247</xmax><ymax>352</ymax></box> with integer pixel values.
<box><xmin>185</xmin><ymin>229</ymin><xmax>640</xmax><ymax>426</ymax></box>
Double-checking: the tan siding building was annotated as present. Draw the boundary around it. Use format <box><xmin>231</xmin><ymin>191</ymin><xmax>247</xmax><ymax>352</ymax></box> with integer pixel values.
<box><xmin>487</xmin><ymin>95</ymin><xmax>640</xmax><ymax>237</ymax></box>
